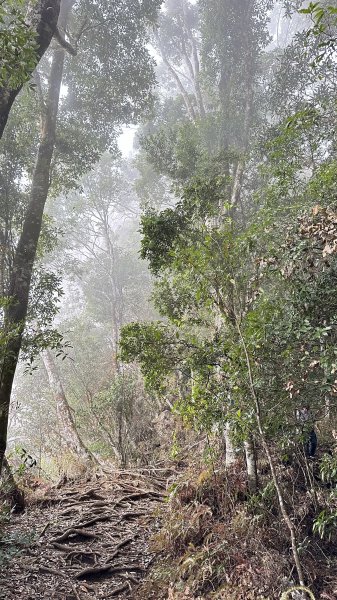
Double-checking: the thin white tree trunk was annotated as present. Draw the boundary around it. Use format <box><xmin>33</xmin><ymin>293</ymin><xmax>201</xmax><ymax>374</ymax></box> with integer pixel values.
<box><xmin>225</xmin><ymin>422</ymin><xmax>236</xmax><ymax>467</ymax></box>
<box><xmin>244</xmin><ymin>436</ymin><xmax>258</xmax><ymax>492</ymax></box>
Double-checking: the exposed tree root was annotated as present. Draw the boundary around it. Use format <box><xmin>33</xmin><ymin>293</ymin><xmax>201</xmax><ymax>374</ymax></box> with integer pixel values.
<box><xmin>75</xmin><ymin>563</ymin><xmax>144</xmax><ymax>579</ymax></box>
<box><xmin>120</xmin><ymin>511</ymin><xmax>147</xmax><ymax>519</ymax></box>
<box><xmin>65</xmin><ymin>549</ymin><xmax>101</xmax><ymax>563</ymax></box>
<box><xmin>75</xmin><ymin>512</ymin><xmax>116</xmax><ymax>528</ymax></box>
<box><xmin>0</xmin><ymin>469</ymin><xmax>165</xmax><ymax>599</ymax></box>
<box><xmin>51</xmin><ymin>527</ymin><xmax>98</xmax><ymax>543</ymax></box>
<box><xmin>113</xmin><ymin>490</ymin><xmax>165</xmax><ymax>507</ymax></box>
<box><xmin>106</xmin><ymin>582</ymin><xmax>130</xmax><ymax>597</ymax></box>
<box><xmin>76</xmin><ymin>489</ymin><xmax>106</xmax><ymax>501</ymax></box>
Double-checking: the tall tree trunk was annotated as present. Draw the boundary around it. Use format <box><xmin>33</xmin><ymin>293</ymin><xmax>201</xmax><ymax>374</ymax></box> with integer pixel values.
<box><xmin>0</xmin><ymin>0</ymin><xmax>73</xmax><ymax>475</ymax></box>
<box><xmin>42</xmin><ymin>350</ymin><xmax>93</xmax><ymax>464</ymax></box>
<box><xmin>0</xmin><ymin>0</ymin><xmax>61</xmax><ymax>139</ymax></box>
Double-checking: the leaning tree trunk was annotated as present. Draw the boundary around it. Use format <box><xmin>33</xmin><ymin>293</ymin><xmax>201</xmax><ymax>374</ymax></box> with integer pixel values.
<box><xmin>0</xmin><ymin>0</ymin><xmax>61</xmax><ymax>139</ymax></box>
<box><xmin>0</xmin><ymin>0</ymin><xmax>73</xmax><ymax>475</ymax></box>
<box><xmin>42</xmin><ymin>350</ymin><xmax>93</xmax><ymax>464</ymax></box>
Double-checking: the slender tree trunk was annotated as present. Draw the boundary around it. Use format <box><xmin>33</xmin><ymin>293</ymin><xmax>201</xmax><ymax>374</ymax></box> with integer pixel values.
<box><xmin>0</xmin><ymin>0</ymin><xmax>61</xmax><ymax>139</ymax></box>
<box><xmin>163</xmin><ymin>55</ymin><xmax>196</xmax><ymax>121</ymax></box>
<box><xmin>154</xmin><ymin>30</ymin><xmax>197</xmax><ymax>123</ymax></box>
<box><xmin>0</xmin><ymin>0</ymin><xmax>73</xmax><ymax>475</ymax></box>
<box><xmin>235</xmin><ymin>315</ymin><xmax>305</xmax><ymax>586</ymax></box>
<box><xmin>190</xmin><ymin>50</ymin><xmax>206</xmax><ymax>118</ymax></box>
<box><xmin>181</xmin><ymin>0</ymin><xmax>206</xmax><ymax>118</ymax></box>
<box><xmin>244</xmin><ymin>436</ymin><xmax>258</xmax><ymax>492</ymax></box>
<box><xmin>117</xmin><ymin>413</ymin><xmax>126</xmax><ymax>468</ymax></box>
<box><xmin>42</xmin><ymin>350</ymin><xmax>93</xmax><ymax>464</ymax></box>
<box><xmin>230</xmin><ymin>159</ymin><xmax>245</xmax><ymax>207</ymax></box>
<box><xmin>224</xmin><ymin>421</ymin><xmax>236</xmax><ymax>467</ymax></box>
<box><xmin>103</xmin><ymin>222</ymin><xmax>122</xmax><ymax>374</ymax></box>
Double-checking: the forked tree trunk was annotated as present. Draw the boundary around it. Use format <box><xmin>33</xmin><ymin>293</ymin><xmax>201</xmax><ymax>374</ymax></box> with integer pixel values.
<box><xmin>0</xmin><ymin>0</ymin><xmax>73</xmax><ymax>475</ymax></box>
<box><xmin>42</xmin><ymin>350</ymin><xmax>93</xmax><ymax>464</ymax></box>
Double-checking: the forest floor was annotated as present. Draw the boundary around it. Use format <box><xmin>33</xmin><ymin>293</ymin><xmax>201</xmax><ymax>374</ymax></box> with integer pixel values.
<box><xmin>0</xmin><ymin>468</ymin><xmax>170</xmax><ymax>600</ymax></box>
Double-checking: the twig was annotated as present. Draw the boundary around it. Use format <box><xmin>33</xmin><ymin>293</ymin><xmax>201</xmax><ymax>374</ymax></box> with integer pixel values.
<box><xmin>38</xmin><ymin>522</ymin><xmax>51</xmax><ymax>538</ymax></box>
<box><xmin>71</xmin><ymin>584</ymin><xmax>82</xmax><ymax>600</ymax></box>
<box><xmin>39</xmin><ymin>565</ymin><xmax>64</xmax><ymax>577</ymax></box>
<box><xmin>106</xmin><ymin>536</ymin><xmax>134</xmax><ymax>562</ymax></box>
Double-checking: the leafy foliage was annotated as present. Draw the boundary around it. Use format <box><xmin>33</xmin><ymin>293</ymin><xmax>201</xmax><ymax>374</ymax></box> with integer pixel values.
<box><xmin>0</xmin><ymin>0</ymin><xmax>38</xmax><ymax>88</ymax></box>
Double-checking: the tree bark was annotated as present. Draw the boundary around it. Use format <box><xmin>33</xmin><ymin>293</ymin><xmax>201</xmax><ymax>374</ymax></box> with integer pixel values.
<box><xmin>42</xmin><ymin>350</ymin><xmax>93</xmax><ymax>464</ymax></box>
<box><xmin>0</xmin><ymin>0</ymin><xmax>73</xmax><ymax>475</ymax></box>
<box><xmin>0</xmin><ymin>0</ymin><xmax>61</xmax><ymax>139</ymax></box>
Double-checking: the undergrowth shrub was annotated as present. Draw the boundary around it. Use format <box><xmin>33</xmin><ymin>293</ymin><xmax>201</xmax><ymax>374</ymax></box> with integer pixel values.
<box><xmin>138</xmin><ymin>445</ymin><xmax>337</xmax><ymax>599</ymax></box>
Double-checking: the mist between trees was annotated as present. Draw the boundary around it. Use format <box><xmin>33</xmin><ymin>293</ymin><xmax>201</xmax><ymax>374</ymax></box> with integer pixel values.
<box><xmin>1</xmin><ymin>0</ymin><xmax>337</xmax><ymax>597</ymax></box>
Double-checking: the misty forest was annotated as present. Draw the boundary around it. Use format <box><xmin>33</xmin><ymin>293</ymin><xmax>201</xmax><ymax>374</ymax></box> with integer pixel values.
<box><xmin>0</xmin><ymin>1</ymin><xmax>337</xmax><ymax>598</ymax></box>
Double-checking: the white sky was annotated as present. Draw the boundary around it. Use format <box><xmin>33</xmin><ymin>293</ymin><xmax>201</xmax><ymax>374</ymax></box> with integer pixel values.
<box><xmin>118</xmin><ymin>125</ymin><xmax>137</xmax><ymax>156</ymax></box>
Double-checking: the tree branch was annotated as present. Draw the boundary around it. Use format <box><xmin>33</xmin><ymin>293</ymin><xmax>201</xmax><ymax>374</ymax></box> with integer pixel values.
<box><xmin>54</xmin><ymin>26</ymin><xmax>77</xmax><ymax>56</ymax></box>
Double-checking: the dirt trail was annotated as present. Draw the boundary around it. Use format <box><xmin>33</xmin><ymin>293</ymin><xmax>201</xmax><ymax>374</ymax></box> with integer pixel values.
<box><xmin>0</xmin><ymin>468</ymin><xmax>169</xmax><ymax>599</ymax></box>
